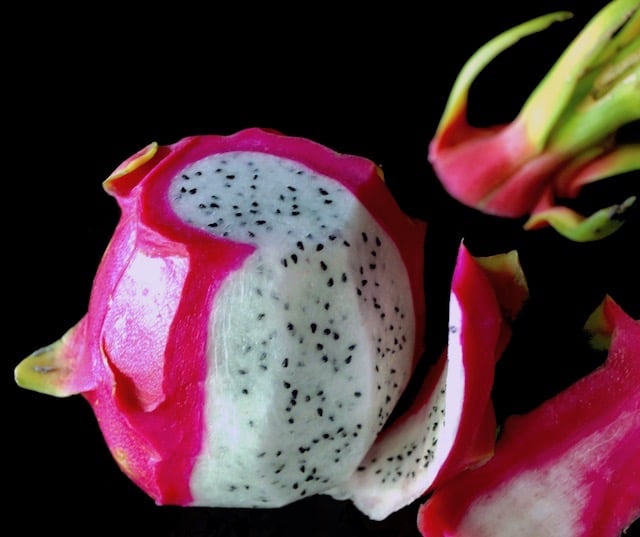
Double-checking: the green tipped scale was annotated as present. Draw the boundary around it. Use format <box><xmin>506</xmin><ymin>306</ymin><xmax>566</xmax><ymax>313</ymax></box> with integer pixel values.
<box><xmin>429</xmin><ymin>0</ymin><xmax>639</xmax><ymax>241</ymax></box>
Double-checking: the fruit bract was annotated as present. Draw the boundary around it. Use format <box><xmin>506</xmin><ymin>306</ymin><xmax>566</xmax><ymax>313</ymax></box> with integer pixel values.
<box><xmin>429</xmin><ymin>0</ymin><xmax>640</xmax><ymax>242</ymax></box>
<box><xmin>15</xmin><ymin>128</ymin><xmax>427</xmax><ymax>508</ymax></box>
<box><xmin>417</xmin><ymin>296</ymin><xmax>640</xmax><ymax>537</ymax></box>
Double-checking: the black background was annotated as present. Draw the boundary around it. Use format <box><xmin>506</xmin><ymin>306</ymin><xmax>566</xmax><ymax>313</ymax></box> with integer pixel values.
<box><xmin>6</xmin><ymin>1</ymin><xmax>638</xmax><ymax>536</ymax></box>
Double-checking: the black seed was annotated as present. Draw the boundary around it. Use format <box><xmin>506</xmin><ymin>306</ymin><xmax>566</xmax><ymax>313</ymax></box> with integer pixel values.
<box><xmin>316</xmin><ymin>343</ymin><xmax>324</xmax><ymax>350</ymax></box>
<box><xmin>208</xmin><ymin>223</ymin><xmax>218</xmax><ymax>228</ymax></box>
<box><xmin>226</xmin><ymin>174</ymin><xmax>235</xmax><ymax>179</ymax></box>
<box><xmin>317</xmin><ymin>408</ymin><xmax>323</xmax><ymax>417</ymax></box>
<box><xmin>180</xmin><ymin>187</ymin><xmax>187</xmax><ymax>193</ymax></box>
<box><xmin>296</xmin><ymin>241</ymin><xmax>304</xmax><ymax>250</ymax></box>
<box><xmin>283</xmin><ymin>381</ymin><xmax>291</xmax><ymax>388</ymax></box>
<box><xmin>258</xmin><ymin>313</ymin><xmax>266</xmax><ymax>320</ymax></box>
<box><xmin>281</xmin><ymin>258</ymin><xmax>288</xmax><ymax>267</ymax></box>
<box><xmin>316</xmin><ymin>243</ymin><xmax>324</xmax><ymax>252</ymax></box>
<box><xmin>361</xmin><ymin>232</ymin><xmax>368</xmax><ymax>242</ymax></box>
<box><xmin>345</xmin><ymin>355</ymin><xmax>352</xmax><ymax>364</ymax></box>
<box><xmin>341</xmin><ymin>273</ymin><xmax>347</xmax><ymax>282</ymax></box>
<box><xmin>189</xmin><ymin>188</ymin><xmax>197</xmax><ymax>194</ymax></box>
<box><xmin>327</xmin><ymin>278</ymin><xmax>334</xmax><ymax>287</ymax></box>
<box><xmin>354</xmin><ymin>391</ymin><xmax>362</xmax><ymax>397</ymax></box>
<box><xmin>319</xmin><ymin>188</ymin><xmax>329</xmax><ymax>195</ymax></box>
<box><xmin>288</xmin><ymin>186</ymin><xmax>297</xmax><ymax>192</ymax></box>
<box><xmin>287</xmin><ymin>322</ymin><xmax>294</xmax><ymax>331</ymax></box>
<box><xmin>375</xmin><ymin>236</ymin><xmax>382</xmax><ymax>246</ymax></box>
<box><xmin>256</xmin><ymin>220</ymin><xmax>267</xmax><ymax>225</ymax></box>
<box><xmin>291</xmin><ymin>254</ymin><xmax>298</xmax><ymax>263</ymax></box>
<box><xmin>320</xmin><ymin>261</ymin><xmax>327</xmax><ymax>271</ymax></box>
<box><xmin>238</xmin><ymin>369</ymin><xmax>247</xmax><ymax>375</ymax></box>
<box><xmin>310</xmin><ymin>323</ymin><xmax>317</xmax><ymax>333</ymax></box>
<box><xmin>291</xmin><ymin>211</ymin><xmax>300</xmax><ymax>216</ymax></box>
<box><xmin>242</xmin><ymin>389</ymin><xmax>249</xmax><ymax>394</ymax></box>
<box><xmin>282</xmin><ymin>358</ymin><xmax>289</xmax><ymax>368</ymax></box>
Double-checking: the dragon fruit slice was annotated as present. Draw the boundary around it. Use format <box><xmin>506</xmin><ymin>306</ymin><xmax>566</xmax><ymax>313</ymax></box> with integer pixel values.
<box><xmin>14</xmin><ymin>128</ymin><xmax>427</xmax><ymax>508</ymax></box>
<box><xmin>327</xmin><ymin>244</ymin><xmax>528</xmax><ymax>520</ymax></box>
<box><xmin>429</xmin><ymin>0</ymin><xmax>639</xmax><ymax>242</ymax></box>
<box><xmin>417</xmin><ymin>296</ymin><xmax>640</xmax><ymax>537</ymax></box>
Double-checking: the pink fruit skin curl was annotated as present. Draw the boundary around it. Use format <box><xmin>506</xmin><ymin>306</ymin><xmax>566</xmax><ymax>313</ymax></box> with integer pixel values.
<box><xmin>417</xmin><ymin>297</ymin><xmax>640</xmax><ymax>537</ymax></box>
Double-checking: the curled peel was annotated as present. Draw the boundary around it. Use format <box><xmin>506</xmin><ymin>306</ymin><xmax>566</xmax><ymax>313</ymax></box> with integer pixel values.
<box><xmin>417</xmin><ymin>297</ymin><xmax>640</xmax><ymax>537</ymax></box>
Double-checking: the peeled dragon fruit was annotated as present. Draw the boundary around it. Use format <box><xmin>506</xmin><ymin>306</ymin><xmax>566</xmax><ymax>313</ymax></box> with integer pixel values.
<box><xmin>417</xmin><ymin>296</ymin><xmax>640</xmax><ymax>537</ymax></box>
<box><xmin>14</xmin><ymin>127</ymin><xmax>528</xmax><ymax>521</ymax></box>
<box><xmin>14</xmin><ymin>128</ymin><xmax>427</xmax><ymax>508</ymax></box>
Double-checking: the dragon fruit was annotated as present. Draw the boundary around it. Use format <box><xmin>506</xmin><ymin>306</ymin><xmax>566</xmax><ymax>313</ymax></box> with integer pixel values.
<box><xmin>429</xmin><ymin>0</ymin><xmax>640</xmax><ymax>242</ymax></box>
<box><xmin>417</xmin><ymin>296</ymin><xmax>640</xmax><ymax>537</ymax></box>
<box><xmin>13</xmin><ymin>127</ymin><xmax>528</xmax><ymax>520</ymax></box>
<box><xmin>15</xmin><ymin>128</ymin><xmax>427</xmax><ymax>508</ymax></box>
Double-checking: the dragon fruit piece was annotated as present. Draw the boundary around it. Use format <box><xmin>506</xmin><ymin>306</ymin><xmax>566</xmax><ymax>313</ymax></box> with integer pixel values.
<box><xmin>327</xmin><ymin>244</ymin><xmax>528</xmax><ymax>520</ymax></box>
<box><xmin>14</xmin><ymin>128</ymin><xmax>427</xmax><ymax>509</ymax></box>
<box><xmin>417</xmin><ymin>296</ymin><xmax>640</xmax><ymax>537</ymax></box>
<box><xmin>429</xmin><ymin>0</ymin><xmax>640</xmax><ymax>242</ymax></box>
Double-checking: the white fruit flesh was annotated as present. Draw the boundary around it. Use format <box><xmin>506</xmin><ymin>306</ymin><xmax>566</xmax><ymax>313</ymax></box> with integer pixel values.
<box><xmin>168</xmin><ymin>151</ymin><xmax>417</xmax><ymax>507</ymax></box>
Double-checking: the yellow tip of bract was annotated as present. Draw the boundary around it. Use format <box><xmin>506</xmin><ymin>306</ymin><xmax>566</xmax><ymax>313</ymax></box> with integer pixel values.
<box><xmin>584</xmin><ymin>297</ymin><xmax>615</xmax><ymax>351</ymax></box>
<box><xmin>524</xmin><ymin>196</ymin><xmax>636</xmax><ymax>242</ymax></box>
<box><xmin>14</xmin><ymin>340</ymin><xmax>74</xmax><ymax>397</ymax></box>
<box><xmin>475</xmin><ymin>250</ymin><xmax>529</xmax><ymax>321</ymax></box>
<box><xmin>103</xmin><ymin>142</ymin><xmax>158</xmax><ymax>195</ymax></box>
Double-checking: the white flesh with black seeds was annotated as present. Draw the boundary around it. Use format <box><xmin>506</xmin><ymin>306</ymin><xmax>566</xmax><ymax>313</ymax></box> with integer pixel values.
<box><xmin>327</xmin><ymin>295</ymin><xmax>464</xmax><ymax>520</ymax></box>
<box><xmin>168</xmin><ymin>151</ymin><xmax>416</xmax><ymax>507</ymax></box>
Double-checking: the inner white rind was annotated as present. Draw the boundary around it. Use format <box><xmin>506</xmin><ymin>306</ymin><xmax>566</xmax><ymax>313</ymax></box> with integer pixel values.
<box><xmin>167</xmin><ymin>151</ymin><xmax>416</xmax><ymax>507</ymax></box>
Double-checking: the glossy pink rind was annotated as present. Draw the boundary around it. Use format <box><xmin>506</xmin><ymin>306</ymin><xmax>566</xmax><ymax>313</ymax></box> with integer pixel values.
<box><xmin>417</xmin><ymin>297</ymin><xmax>640</xmax><ymax>537</ymax></box>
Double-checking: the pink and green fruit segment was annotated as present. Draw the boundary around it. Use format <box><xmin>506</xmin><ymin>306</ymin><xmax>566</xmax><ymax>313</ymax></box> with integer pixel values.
<box><xmin>417</xmin><ymin>296</ymin><xmax>640</xmax><ymax>537</ymax></box>
<box><xmin>14</xmin><ymin>127</ymin><xmax>527</xmax><ymax>520</ymax></box>
<box><xmin>429</xmin><ymin>0</ymin><xmax>639</xmax><ymax>242</ymax></box>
